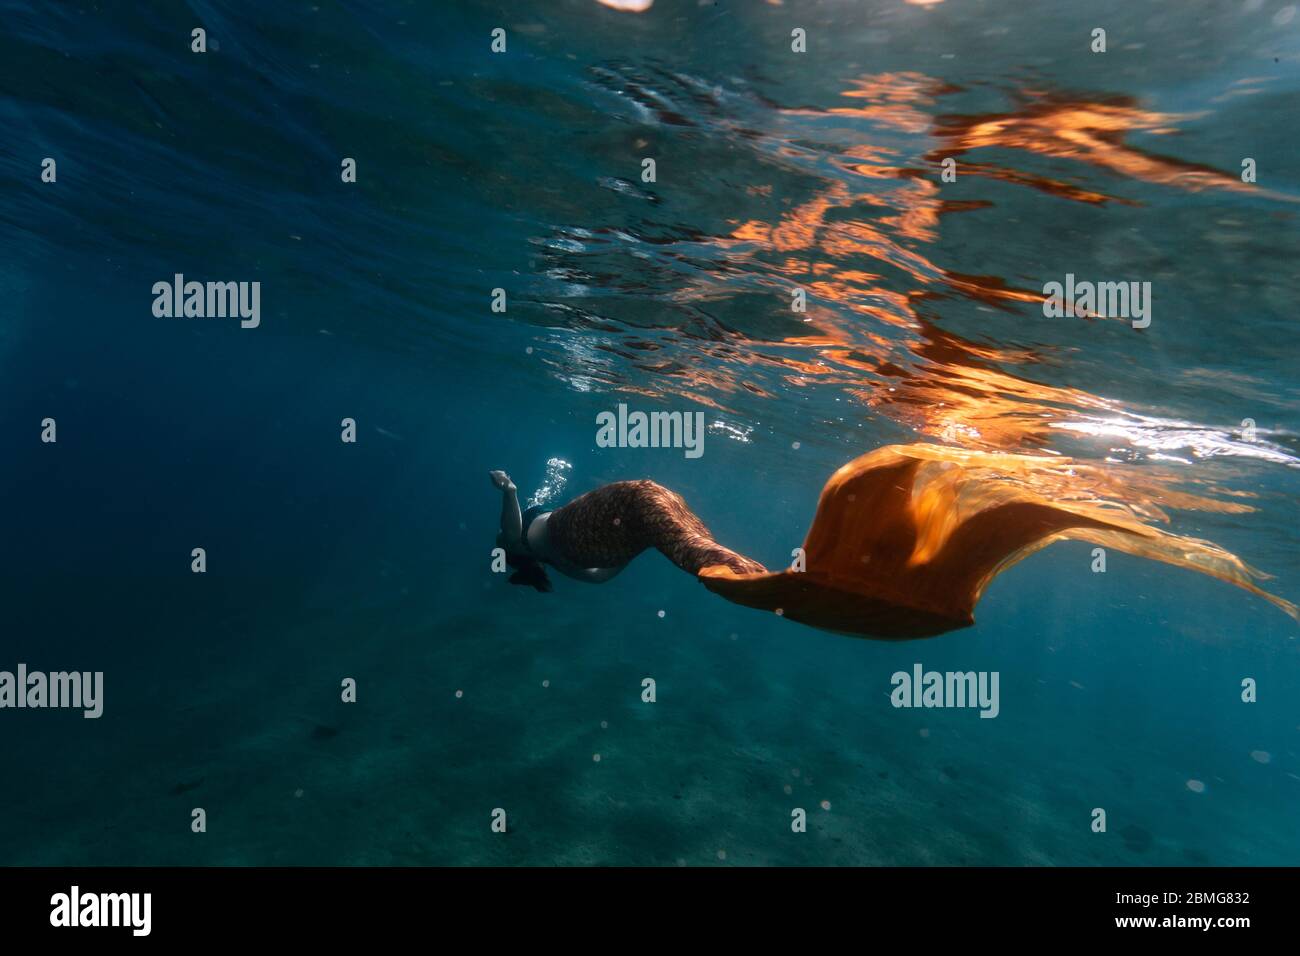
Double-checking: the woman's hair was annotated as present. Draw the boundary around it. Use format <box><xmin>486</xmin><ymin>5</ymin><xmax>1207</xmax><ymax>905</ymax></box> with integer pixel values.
<box><xmin>499</xmin><ymin>504</ymin><xmax>553</xmax><ymax>592</ymax></box>
<box><xmin>505</xmin><ymin>551</ymin><xmax>552</xmax><ymax>592</ymax></box>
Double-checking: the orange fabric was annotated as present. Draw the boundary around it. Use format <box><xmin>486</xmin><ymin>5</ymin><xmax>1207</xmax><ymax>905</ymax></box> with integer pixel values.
<box><xmin>699</xmin><ymin>444</ymin><xmax>1298</xmax><ymax>640</ymax></box>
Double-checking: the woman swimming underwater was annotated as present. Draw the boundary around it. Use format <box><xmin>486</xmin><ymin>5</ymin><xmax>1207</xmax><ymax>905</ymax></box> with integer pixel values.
<box><xmin>492</xmin><ymin>445</ymin><xmax>1298</xmax><ymax>640</ymax></box>
<box><xmin>491</xmin><ymin>469</ymin><xmax>765</xmax><ymax>590</ymax></box>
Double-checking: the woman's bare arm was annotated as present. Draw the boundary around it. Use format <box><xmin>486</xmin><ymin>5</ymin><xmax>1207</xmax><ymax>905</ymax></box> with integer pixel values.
<box><xmin>490</xmin><ymin>470</ymin><xmax>523</xmax><ymax>549</ymax></box>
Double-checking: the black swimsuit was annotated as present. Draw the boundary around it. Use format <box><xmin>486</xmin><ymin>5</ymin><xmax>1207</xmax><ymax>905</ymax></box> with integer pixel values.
<box><xmin>518</xmin><ymin>505</ymin><xmax>548</xmax><ymax>558</ymax></box>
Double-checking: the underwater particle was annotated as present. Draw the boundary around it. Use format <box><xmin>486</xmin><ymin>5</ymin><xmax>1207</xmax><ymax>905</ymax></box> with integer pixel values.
<box><xmin>716</xmin><ymin>849</ymin><xmax>727</xmax><ymax>861</ymax></box>
<box><xmin>1186</xmin><ymin>779</ymin><xmax>1206</xmax><ymax>793</ymax></box>
<box><xmin>919</xmin><ymin>728</ymin><xmax>930</xmax><ymax>738</ymax></box>
<box><xmin>783</xmin><ymin>784</ymin><xmax>793</xmax><ymax>795</ymax></box>
<box><xmin>455</xmin><ymin>689</ymin><xmax>463</xmax><ymax>699</ymax></box>
<box><xmin>597</xmin><ymin>0</ymin><xmax>654</xmax><ymax>12</ymax></box>
<box><xmin>792</xmin><ymin>441</ymin><xmax>801</xmax><ymax>450</ymax></box>
<box><xmin>658</xmin><ymin>610</ymin><xmax>665</xmax><ymax>618</ymax></box>
<box><xmin>1250</xmin><ymin>750</ymin><xmax>1272</xmax><ymax>764</ymax></box>
<box><xmin>820</xmin><ymin>800</ymin><xmax>831</xmax><ymax>811</ymax></box>
<box><xmin>1274</xmin><ymin>5</ymin><xmax>1296</xmax><ymax>26</ymax></box>
<box><xmin>542</xmin><ymin>679</ymin><xmax>550</xmax><ymax>688</ymax></box>
<box><xmin>676</xmin><ymin>858</ymin><xmax>686</xmax><ymax>867</ymax></box>
<box><xmin>613</xmin><ymin>517</ymin><xmax>621</xmax><ymax>526</ymax></box>
<box><xmin>775</xmin><ymin>608</ymin><xmax>784</xmax><ymax>616</ymax></box>
<box><xmin>729</xmin><ymin>632</ymin><xmax>738</xmax><ymax>641</ymax></box>
<box><xmin>294</xmin><ymin>789</ymin><xmax>304</xmax><ymax>798</ymax></box>
<box><xmin>593</xmin><ymin>753</ymin><xmax>602</xmax><ymax>762</ymax></box>
<box><xmin>525</xmin><ymin>346</ymin><xmax>534</xmax><ymax>355</ymax></box>
<box><xmin>791</xmin><ymin>768</ymin><xmax>801</xmax><ymax>778</ymax></box>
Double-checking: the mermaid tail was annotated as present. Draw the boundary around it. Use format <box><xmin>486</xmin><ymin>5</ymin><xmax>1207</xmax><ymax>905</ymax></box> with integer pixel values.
<box><xmin>701</xmin><ymin>444</ymin><xmax>1299</xmax><ymax>639</ymax></box>
<box><xmin>544</xmin><ymin>445</ymin><xmax>1297</xmax><ymax>640</ymax></box>
<box><xmin>547</xmin><ymin>479</ymin><xmax>766</xmax><ymax>576</ymax></box>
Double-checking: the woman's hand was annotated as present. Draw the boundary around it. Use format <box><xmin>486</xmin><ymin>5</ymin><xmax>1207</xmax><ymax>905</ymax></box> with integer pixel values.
<box><xmin>489</xmin><ymin>470</ymin><xmax>516</xmax><ymax>491</ymax></box>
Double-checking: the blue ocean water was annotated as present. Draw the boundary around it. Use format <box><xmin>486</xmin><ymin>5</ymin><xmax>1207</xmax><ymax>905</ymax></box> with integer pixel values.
<box><xmin>1</xmin><ymin>0</ymin><xmax>1298</xmax><ymax>865</ymax></box>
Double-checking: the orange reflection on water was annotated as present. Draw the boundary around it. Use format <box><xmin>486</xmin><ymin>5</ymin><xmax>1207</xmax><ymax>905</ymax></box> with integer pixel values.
<box><xmin>828</xmin><ymin>72</ymin><xmax>960</xmax><ymax>134</ymax></box>
<box><xmin>928</xmin><ymin>96</ymin><xmax>1266</xmax><ymax>200</ymax></box>
<box><xmin>542</xmin><ymin>67</ymin><xmax>1294</xmax><ymax>530</ymax></box>
<box><xmin>679</xmin><ymin>74</ymin><xmax>1285</xmax><ymax>459</ymax></box>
